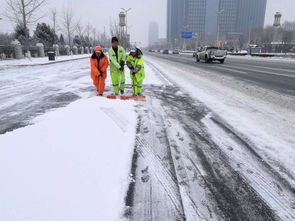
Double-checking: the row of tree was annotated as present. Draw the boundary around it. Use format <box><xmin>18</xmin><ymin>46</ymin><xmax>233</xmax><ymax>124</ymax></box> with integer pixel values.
<box><xmin>202</xmin><ymin>25</ymin><xmax>295</xmax><ymax>51</ymax></box>
<box><xmin>250</xmin><ymin>25</ymin><xmax>295</xmax><ymax>46</ymax></box>
<box><xmin>1</xmin><ymin>0</ymin><xmax>117</xmax><ymax>48</ymax></box>
<box><xmin>11</xmin><ymin>22</ymin><xmax>101</xmax><ymax>48</ymax></box>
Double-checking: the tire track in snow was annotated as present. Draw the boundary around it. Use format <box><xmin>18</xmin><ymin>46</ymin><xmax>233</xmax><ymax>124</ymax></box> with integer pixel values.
<box><xmin>124</xmin><ymin>58</ymin><xmax>295</xmax><ymax>220</ymax></box>
<box><xmin>124</xmin><ymin>102</ymin><xmax>186</xmax><ymax>221</ymax></box>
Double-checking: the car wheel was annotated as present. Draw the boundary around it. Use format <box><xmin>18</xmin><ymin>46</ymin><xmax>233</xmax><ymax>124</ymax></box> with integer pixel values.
<box><xmin>196</xmin><ymin>56</ymin><xmax>200</xmax><ymax>62</ymax></box>
<box><xmin>205</xmin><ymin>55</ymin><xmax>209</xmax><ymax>63</ymax></box>
<box><xmin>220</xmin><ymin>59</ymin><xmax>225</xmax><ymax>64</ymax></box>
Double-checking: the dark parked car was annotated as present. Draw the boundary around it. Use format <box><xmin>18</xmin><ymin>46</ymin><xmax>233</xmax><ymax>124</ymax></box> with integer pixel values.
<box><xmin>162</xmin><ymin>49</ymin><xmax>169</xmax><ymax>54</ymax></box>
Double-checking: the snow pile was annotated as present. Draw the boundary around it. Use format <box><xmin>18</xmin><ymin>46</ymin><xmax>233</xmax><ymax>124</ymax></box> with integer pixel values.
<box><xmin>227</xmin><ymin>54</ymin><xmax>295</xmax><ymax>63</ymax></box>
<box><xmin>0</xmin><ymin>54</ymin><xmax>90</xmax><ymax>68</ymax></box>
<box><xmin>0</xmin><ymin>96</ymin><xmax>137</xmax><ymax>221</ymax></box>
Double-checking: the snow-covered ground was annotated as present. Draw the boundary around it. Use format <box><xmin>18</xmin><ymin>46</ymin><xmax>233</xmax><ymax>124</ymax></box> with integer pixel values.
<box><xmin>0</xmin><ymin>55</ymin><xmax>162</xmax><ymax>221</ymax></box>
<box><xmin>0</xmin><ymin>97</ymin><xmax>137</xmax><ymax>221</ymax></box>
<box><xmin>1</xmin><ymin>52</ymin><xmax>295</xmax><ymax>220</ymax></box>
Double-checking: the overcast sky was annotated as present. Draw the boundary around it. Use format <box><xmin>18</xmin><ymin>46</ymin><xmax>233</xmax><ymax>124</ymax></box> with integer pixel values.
<box><xmin>0</xmin><ymin>0</ymin><xmax>295</xmax><ymax>46</ymax></box>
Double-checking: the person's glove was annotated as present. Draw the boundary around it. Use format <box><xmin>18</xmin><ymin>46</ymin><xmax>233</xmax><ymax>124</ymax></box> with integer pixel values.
<box><xmin>126</xmin><ymin>62</ymin><xmax>134</xmax><ymax>70</ymax></box>
<box><xmin>120</xmin><ymin>61</ymin><xmax>125</xmax><ymax>69</ymax></box>
<box><xmin>133</xmin><ymin>65</ymin><xmax>141</xmax><ymax>74</ymax></box>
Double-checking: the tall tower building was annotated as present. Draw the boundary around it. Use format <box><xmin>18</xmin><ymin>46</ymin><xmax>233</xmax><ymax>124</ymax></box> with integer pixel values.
<box><xmin>148</xmin><ymin>22</ymin><xmax>159</xmax><ymax>46</ymax></box>
<box><xmin>218</xmin><ymin>0</ymin><xmax>267</xmax><ymax>36</ymax></box>
<box><xmin>167</xmin><ymin>0</ymin><xmax>206</xmax><ymax>46</ymax></box>
<box><xmin>166</xmin><ymin>0</ymin><xmax>267</xmax><ymax>46</ymax></box>
<box><xmin>205</xmin><ymin>0</ymin><xmax>219</xmax><ymax>34</ymax></box>
<box><xmin>236</xmin><ymin>0</ymin><xmax>267</xmax><ymax>36</ymax></box>
<box><xmin>185</xmin><ymin>0</ymin><xmax>206</xmax><ymax>35</ymax></box>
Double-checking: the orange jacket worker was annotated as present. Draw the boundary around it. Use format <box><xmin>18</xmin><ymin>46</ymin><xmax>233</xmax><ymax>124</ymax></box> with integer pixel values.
<box><xmin>90</xmin><ymin>46</ymin><xmax>109</xmax><ymax>96</ymax></box>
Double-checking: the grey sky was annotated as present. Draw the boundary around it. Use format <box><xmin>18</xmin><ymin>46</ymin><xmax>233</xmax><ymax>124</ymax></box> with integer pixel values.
<box><xmin>0</xmin><ymin>0</ymin><xmax>295</xmax><ymax>46</ymax></box>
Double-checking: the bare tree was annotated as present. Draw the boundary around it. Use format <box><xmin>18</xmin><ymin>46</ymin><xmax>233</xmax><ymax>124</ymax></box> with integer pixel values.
<box><xmin>85</xmin><ymin>23</ymin><xmax>92</xmax><ymax>40</ymax></box>
<box><xmin>262</xmin><ymin>26</ymin><xmax>275</xmax><ymax>43</ymax></box>
<box><xmin>62</xmin><ymin>5</ymin><xmax>77</xmax><ymax>47</ymax></box>
<box><xmin>110</xmin><ymin>19</ymin><xmax>129</xmax><ymax>49</ymax></box>
<box><xmin>50</xmin><ymin>9</ymin><xmax>58</xmax><ymax>33</ymax></box>
<box><xmin>92</xmin><ymin>27</ymin><xmax>97</xmax><ymax>45</ymax></box>
<box><xmin>83</xmin><ymin>23</ymin><xmax>92</xmax><ymax>47</ymax></box>
<box><xmin>4</xmin><ymin>0</ymin><xmax>47</xmax><ymax>44</ymax></box>
<box><xmin>50</xmin><ymin>9</ymin><xmax>58</xmax><ymax>45</ymax></box>
<box><xmin>76</xmin><ymin>21</ymin><xmax>84</xmax><ymax>38</ymax></box>
<box><xmin>250</xmin><ymin>27</ymin><xmax>264</xmax><ymax>46</ymax></box>
<box><xmin>109</xmin><ymin>20</ymin><xmax>120</xmax><ymax>39</ymax></box>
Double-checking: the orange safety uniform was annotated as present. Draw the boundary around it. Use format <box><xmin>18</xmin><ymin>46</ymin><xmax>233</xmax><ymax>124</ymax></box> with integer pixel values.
<box><xmin>90</xmin><ymin>46</ymin><xmax>109</xmax><ymax>95</ymax></box>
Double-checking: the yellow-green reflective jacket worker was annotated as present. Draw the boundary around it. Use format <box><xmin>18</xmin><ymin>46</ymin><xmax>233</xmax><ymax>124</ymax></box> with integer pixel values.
<box><xmin>108</xmin><ymin>46</ymin><xmax>126</xmax><ymax>95</ymax></box>
<box><xmin>126</xmin><ymin>52</ymin><xmax>145</xmax><ymax>95</ymax></box>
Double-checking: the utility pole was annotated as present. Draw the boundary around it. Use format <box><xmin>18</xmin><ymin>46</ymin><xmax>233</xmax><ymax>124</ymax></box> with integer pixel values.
<box><xmin>248</xmin><ymin>16</ymin><xmax>253</xmax><ymax>46</ymax></box>
<box><xmin>217</xmin><ymin>9</ymin><xmax>225</xmax><ymax>48</ymax></box>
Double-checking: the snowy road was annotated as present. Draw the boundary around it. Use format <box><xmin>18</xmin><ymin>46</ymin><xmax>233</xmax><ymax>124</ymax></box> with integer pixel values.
<box><xmin>0</xmin><ymin>54</ymin><xmax>295</xmax><ymax>220</ymax></box>
<box><xmin>149</xmin><ymin>53</ymin><xmax>295</xmax><ymax>96</ymax></box>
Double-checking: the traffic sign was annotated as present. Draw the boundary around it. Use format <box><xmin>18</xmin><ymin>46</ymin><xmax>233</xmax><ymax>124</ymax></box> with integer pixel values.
<box><xmin>181</xmin><ymin>32</ymin><xmax>193</xmax><ymax>39</ymax></box>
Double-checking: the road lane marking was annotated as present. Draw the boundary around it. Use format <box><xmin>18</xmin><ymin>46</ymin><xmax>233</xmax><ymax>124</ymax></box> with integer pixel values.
<box><xmin>224</xmin><ymin>65</ymin><xmax>295</xmax><ymax>78</ymax></box>
<box><xmin>207</xmin><ymin>65</ymin><xmax>249</xmax><ymax>75</ymax></box>
<box><xmin>229</xmin><ymin>63</ymin><xmax>295</xmax><ymax>74</ymax></box>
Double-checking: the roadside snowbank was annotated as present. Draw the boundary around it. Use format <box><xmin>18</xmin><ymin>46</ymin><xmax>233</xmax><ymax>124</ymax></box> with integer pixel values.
<box><xmin>0</xmin><ymin>96</ymin><xmax>137</xmax><ymax>221</ymax></box>
<box><xmin>0</xmin><ymin>54</ymin><xmax>90</xmax><ymax>68</ymax></box>
<box><xmin>227</xmin><ymin>54</ymin><xmax>295</xmax><ymax>63</ymax></box>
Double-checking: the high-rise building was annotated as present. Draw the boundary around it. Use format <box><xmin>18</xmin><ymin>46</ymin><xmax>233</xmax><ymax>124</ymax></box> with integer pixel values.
<box><xmin>167</xmin><ymin>0</ymin><xmax>267</xmax><ymax>46</ymax></box>
<box><xmin>167</xmin><ymin>0</ymin><xmax>206</xmax><ymax>46</ymax></box>
<box><xmin>218</xmin><ymin>0</ymin><xmax>267</xmax><ymax>36</ymax></box>
<box><xmin>218</xmin><ymin>0</ymin><xmax>239</xmax><ymax>35</ymax></box>
<box><xmin>205</xmin><ymin>0</ymin><xmax>219</xmax><ymax>34</ymax></box>
<box><xmin>237</xmin><ymin>0</ymin><xmax>267</xmax><ymax>35</ymax></box>
<box><xmin>148</xmin><ymin>22</ymin><xmax>159</xmax><ymax>46</ymax></box>
<box><xmin>185</xmin><ymin>0</ymin><xmax>206</xmax><ymax>35</ymax></box>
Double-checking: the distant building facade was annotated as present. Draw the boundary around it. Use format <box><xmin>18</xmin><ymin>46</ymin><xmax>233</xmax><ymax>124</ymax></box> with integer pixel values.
<box><xmin>283</xmin><ymin>21</ymin><xmax>295</xmax><ymax>32</ymax></box>
<box><xmin>205</xmin><ymin>0</ymin><xmax>219</xmax><ymax>34</ymax></box>
<box><xmin>186</xmin><ymin>0</ymin><xmax>206</xmax><ymax>35</ymax></box>
<box><xmin>167</xmin><ymin>0</ymin><xmax>267</xmax><ymax>47</ymax></box>
<box><xmin>148</xmin><ymin>22</ymin><xmax>159</xmax><ymax>46</ymax></box>
<box><xmin>167</xmin><ymin>0</ymin><xmax>206</xmax><ymax>47</ymax></box>
<box><xmin>218</xmin><ymin>0</ymin><xmax>267</xmax><ymax>36</ymax></box>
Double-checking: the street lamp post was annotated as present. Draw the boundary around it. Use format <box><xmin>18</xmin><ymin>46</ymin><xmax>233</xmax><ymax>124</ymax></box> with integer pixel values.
<box><xmin>120</xmin><ymin>8</ymin><xmax>131</xmax><ymax>49</ymax></box>
<box><xmin>217</xmin><ymin>9</ymin><xmax>225</xmax><ymax>48</ymax></box>
<box><xmin>248</xmin><ymin>16</ymin><xmax>254</xmax><ymax>47</ymax></box>
<box><xmin>183</xmin><ymin>25</ymin><xmax>189</xmax><ymax>50</ymax></box>
<box><xmin>121</xmin><ymin>8</ymin><xmax>132</xmax><ymax>34</ymax></box>
<box><xmin>193</xmin><ymin>33</ymin><xmax>199</xmax><ymax>50</ymax></box>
